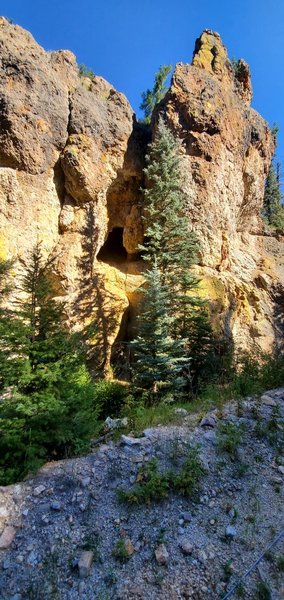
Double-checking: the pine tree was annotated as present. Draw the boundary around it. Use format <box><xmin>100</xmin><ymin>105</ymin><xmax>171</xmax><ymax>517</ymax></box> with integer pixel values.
<box><xmin>140</xmin><ymin>65</ymin><xmax>172</xmax><ymax>124</ymax></box>
<box><xmin>0</xmin><ymin>245</ymin><xmax>99</xmax><ymax>484</ymax></box>
<box><xmin>131</xmin><ymin>259</ymin><xmax>187</xmax><ymax>404</ymax></box>
<box><xmin>262</xmin><ymin>153</ymin><xmax>284</xmax><ymax>228</ymax></box>
<box><xmin>132</xmin><ymin>119</ymin><xmax>212</xmax><ymax>400</ymax></box>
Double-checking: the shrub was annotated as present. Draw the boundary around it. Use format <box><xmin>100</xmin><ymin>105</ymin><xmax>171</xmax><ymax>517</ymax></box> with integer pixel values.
<box><xmin>78</xmin><ymin>63</ymin><xmax>95</xmax><ymax>79</ymax></box>
<box><xmin>93</xmin><ymin>380</ymin><xmax>129</xmax><ymax>419</ymax></box>
<box><xmin>117</xmin><ymin>446</ymin><xmax>204</xmax><ymax>504</ymax></box>
<box><xmin>217</xmin><ymin>422</ymin><xmax>246</xmax><ymax>458</ymax></box>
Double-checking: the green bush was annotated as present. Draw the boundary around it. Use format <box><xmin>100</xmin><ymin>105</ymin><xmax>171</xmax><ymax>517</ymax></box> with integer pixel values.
<box><xmin>78</xmin><ymin>63</ymin><xmax>95</xmax><ymax>79</ymax></box>
<box><xmin>117</xmin><ymin>446</ymin><xmax>204</xmax><ymax>504</ymax></box>
<box><xmin>93</xmin><ymin>380</ymin><xmax>129</xmax><ymax>419</ymax></box>
<box><xmin>217</xmin><ymin>422</ymin><xmax>246</xmax><ymax>458</ymax></box>
<box><xmin>0</xmin><ymin>365</ymin><xmax>100</xmax><ymax>485</ymax></box>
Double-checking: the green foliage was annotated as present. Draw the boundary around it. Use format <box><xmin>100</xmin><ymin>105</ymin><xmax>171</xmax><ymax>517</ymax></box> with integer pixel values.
<box><xmin>92</xmin><ymin>379</ymin><xmax>129</xmax><ymax>419</ymax></box>
<box><xmin>0</xmin><ymin>246</ymin><xmax>101</xmax><ymax>485</ymax></box>
<box><xmin>78</xmin><ymin>63</ymin><xmax>95</xmax><ymax>79</ymax></box>
<box><xmin>131</xmin><ymin>261</ymin><xmax>187</xmax><ymax>404</ymax></box>
<box><xmin>117</xmin><ymin>446</ymin><xmax>204</xmax><ymax>504</ymax></box>
<box><xmin>231</xmin><ymin>57</ymin><xmax>242</xmax><ymax>77</ymax></box>
<box><xmin>131</xmin><ymin>119</ymin><xmax>212</xmax><ymax>403</ymax></box>
<box><xmin>256</xmin><ymin>581</ymin><xmax>271</xmax><ymax>600</ymax></box>
<box><xmin>262</xmin><ymin>151</ymin><xmax>284</xmax><ymax>229</ymax></box>
<box><xmin>140</xmin><ymin>64</ymin><xmax>172</xmax><ymax>124</ymax></box>
<box><xmin>112</xmin><ymin>539</ymin><xmax>131</xmax><ymax>563</ymax></box>
<box><xmin>217</xmin><ymin>421</ymin><xmax>246</xmax><ymax>457</ymax></box>
<box><xmin>276</xmin><ymin>554</ymin><xmax>284</xmax><ymax>571</ymax></box>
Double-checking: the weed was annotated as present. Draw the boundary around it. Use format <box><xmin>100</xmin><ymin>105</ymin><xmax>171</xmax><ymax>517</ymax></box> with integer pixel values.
<box><xmin>112</xmin><ymin>539</ymin><xmax>130</xmax><ymax>563</ymax></box>
<box><xmin>80</xmin><ymin>532</ymin><xmax>101</xmax><ymax>562</ymax></box>
<box><xmin>223</xmin><ymin>559</ymin><xmax>233</xmax><ymax>581</ymax></box>
<box><xmin>234</xmin><ymin>461</ymin><xmax>248</xmax><ymax>478</ymax></box>
<box><xmin>157</xmin><ymin>527</ymin><xmax>167</xmax><ymax>545</ymax></box>
<box><xmin>236</xmin><ymin>581</ymin><xmax>245</xmax><ymax>597</ymax></box>
<box><xmin>117</xmin><ymin>447</ymin><xmax>204</xmax><ymax>504</ymax></box>
<box><xmin>256</xmin><ymin>581</ymin><xmax>271</xmax><ymax>600</ymax></box>
<box><xmin>104</xmin><ymin>570</ymin><xmax>117</xmax><ymax>586</ymax></box>
<box><xmin>217</xmin><ymin>422</ymin><xmax>246</xmax><ymax>457</ymax></box>
<box><xmin>264</xmin><ymin>550</ymin><xmax>274</xmax><ymax>563</ymax></box>
<box><xmin>78</xmin><ymin>63</ymin><xmax>95</xmax><ymax>79</ymax></box>
<box><xmin>276</xmin><ymin>553</ymin><xmax>284</xmax><ymax>571</ymax></box>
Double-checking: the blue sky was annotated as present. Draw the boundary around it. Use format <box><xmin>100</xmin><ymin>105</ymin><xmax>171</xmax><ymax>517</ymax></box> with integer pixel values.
<box><xmin>2</xmin><ymin>1</ymin><xmax>284</xmax><ymax>165</ymax></box>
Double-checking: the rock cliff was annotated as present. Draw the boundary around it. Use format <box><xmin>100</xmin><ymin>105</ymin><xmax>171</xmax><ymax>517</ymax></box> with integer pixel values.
<box><xmin>0</xmin><ymin>19</ymin><xmax>283</xmax><ymax>369</ymax></box>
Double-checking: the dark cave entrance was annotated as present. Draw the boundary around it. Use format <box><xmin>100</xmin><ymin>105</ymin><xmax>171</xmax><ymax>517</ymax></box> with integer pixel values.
<box><xmin>97</xmin><ymin>227</ymin><xmax>128</xmax><ymax>264</ymax></box>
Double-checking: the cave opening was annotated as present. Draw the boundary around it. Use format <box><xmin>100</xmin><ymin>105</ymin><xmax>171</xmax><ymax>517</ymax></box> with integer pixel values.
<box><xmin>97</xmin><ymin>227</ymin><xmax>128</xmax><ymax>264</ymax></box>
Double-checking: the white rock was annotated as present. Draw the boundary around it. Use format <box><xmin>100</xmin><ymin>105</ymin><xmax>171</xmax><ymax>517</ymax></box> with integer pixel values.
<box><xmin>155</xmin><ymin>544</ymin><xmax>169</xmax><ymax>565</ymax></box>
<box><xmin>179</xmin><ymin>538</ymin><xmax>193</xmax><ymax>555</ymax></box>
<box><xmin>0</xmin><ymin>526</ymin><xmax>16</xmax><ymax>550</ymax></box>
<box><xmin>121</xmin><ymin>435</ymin><xmax>143</xmax><ymax>446</ymax></box>
<box><xmin>104</xmin><ymin>416</ymin><xmax>128</xmax><ymax>430</ymax></box>
<box><xmin>33</xmin><ymin>485</ymin><xmax>46</xmax><ymax>496</ymax></box>
<box><xmin>200</xmin><ymin>414</ymin><xmax>217</xmax><ymax>428</ymax></box>
<box><xmin>261</xmin><ymin>394</ymin><xmax>277</xmax><ymax>407</ymax></box>
<box><xmin>78</xmin><ymin>550</ymin><xmax>94</xmax><ymax>578</ymax></box>
<box><xmin>174</xmin><ymin>408</ymin><xmax>188</xmax><ymax>417</ymax></box>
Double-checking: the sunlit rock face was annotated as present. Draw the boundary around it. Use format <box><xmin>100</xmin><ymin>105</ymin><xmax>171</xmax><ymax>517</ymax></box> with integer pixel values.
<box><xmin>0</xmin><ymin>19</ymin><xmax>283</xmax><ymax>371</ymax></box>
<box><xmin>156</xmin><ymin>29</ymin><xmax>283</xmax><ymax>353</ymax></box>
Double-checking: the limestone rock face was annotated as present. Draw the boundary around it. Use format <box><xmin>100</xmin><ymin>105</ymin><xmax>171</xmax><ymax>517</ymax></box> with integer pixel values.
<box><xmin>156</xmin><ymin>30</ymin><xmax>282</xmax><ymax>352</ymax></box>
<box><xmin>0</xmin><ymin>19</ymin><xmax>283</xmax><ymax>367</ymax></box>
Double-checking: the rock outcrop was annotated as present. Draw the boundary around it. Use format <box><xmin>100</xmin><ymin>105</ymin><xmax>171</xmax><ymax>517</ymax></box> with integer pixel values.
<box><xmin>0</xmin><ymin>19</ymin><xmax>283</xmax><ymax>369</ymax></box>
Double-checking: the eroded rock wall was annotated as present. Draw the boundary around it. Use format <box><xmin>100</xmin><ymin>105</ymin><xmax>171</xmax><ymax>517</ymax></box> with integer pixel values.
<box><xmin>156</xmin><ymin>30</ymin><xmax>283</xmax><ymax>352</ymax></box>
<box><xmin>0</xmin><ymin>20</ymin><xmax>283</xmax><ymax>369</ymax></box>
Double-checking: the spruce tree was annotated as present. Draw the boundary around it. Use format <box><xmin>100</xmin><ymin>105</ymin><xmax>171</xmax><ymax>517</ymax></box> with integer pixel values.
<box><xmin>140</xmin><ymin>65</ymin><xmax>172</xmax><ymax>124</ymax></box>
<box><xmin>0</xmin><ymin>245</ymin><xmax>99</xmax><ymax>484</ymax></box>
<box><xmin>131</xmin><ymin>259</ymin><xmax>187</xmax><ymax>404</ymax></box>
<box><xmin>132</xmin><ymin>119</ymin><xmax>212</xmax><ymax>400</ymax></box>
<box><xmin>262</xmin><ymin>152</ymin><xmax>284</xmax><ymax>228</ymax></box>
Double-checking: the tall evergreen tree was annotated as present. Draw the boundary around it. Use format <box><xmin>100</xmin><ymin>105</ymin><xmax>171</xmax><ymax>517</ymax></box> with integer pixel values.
<box><xmin>131</xmin><ymin>259</ymin><xmax>187</xmax><ymax>403</ymax></box>
<box><xmin>0</xmin><ymin>245</ymin><xmax>99</xmax><ymax>484</ymax></box>
<box><xmin>262</xmin><ymin>144</ymin><xmax>284</xmax><ymax>228</ymax></box>
<box><xmin>132</xmin><ymin>119</ymin><xmax>212</xmax><ymax>400</ymax></box>
<box><xmin>140</xmin><ymin>65</ymin><xmax>172</xmax><ymax>124</ymax></box>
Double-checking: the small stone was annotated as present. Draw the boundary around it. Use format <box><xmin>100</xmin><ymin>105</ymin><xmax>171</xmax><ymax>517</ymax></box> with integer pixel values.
<box><xmin>50</xmin><ymin>501</ymin><xmax>61</xmax><ymax>511</ymax></box>
<box><xmin>178</xmin><ymin>527</ymin><xmax>185</xmax><ymax>535</ymax></box>
<box><xmin>179</xmin><ymin>539</ymin><xmax>193</xmax><ymax>555</ymax></box>
<box><xmin>129</xmin><ymin>475</ymin><xmax>136</xmax><ymax>484</ymax></box>
<box><xmin>78</xmin><ymin>550</ymin><xmax>94</xmax><ymax>579</ymax></box>
<box><xmin>182</xmin><ymin>512</ymin><xmax>192</xmax><ymax>523</ymax></box>
<box><xmin>178</xmin><ymin>518</ymin><xmax>184</xmax><ymax>525</ymax></box>
<box><xmin>16</xmin><ymin>555</ymin><xmax>24</xmax><ymax>564</ymax></box>
<box><xmin>155</xmin><ymin>544</ymin><xmax>169</xmax><ymax>565</ymax></box>
<box><xmin>105</xmin><ymin>416</ymin><xmax>128</xmax><ymax>430</ymax></box>
<box><xmin>210</xmin><ymin>519</ymin><xmax>215</xmax><ymax>525</ymax></box>
<box><xmin>278</xmin><ymin>466</ymin><xmax>284</xmax><ymax>475</ymax></box>
<box><xmin>0</xmin><ymin>526</ymin><xmax>16</xmax><ymax>550</ymax></box>
<box><xmin>80</xmin><ymin>477</ymin><xmax>91</xmax><ymax>488</ymax></box>
<box><xmin>124</xmin><ymin>538</ymin><xmax>135</xmax><ymax>556</ymax></box>
<box><xmin>261</xmin><ymin>394</ymin><xmax>277</xmax><ymax>407</ymax></box>
<box><xmin>3</xmin><ymin>558</ymin><xmax>10</xmax><ymax>569</ymax></box>
<box><xmin>226</xmin><ymin>526</ymin><xmax>237</xmax><ymax>539</ymax></box>
<box><xmin>121</xmin><ymin>435</ymin><xmax>143</xmax><ymax>446</ymax></box>
<box><xmin>27</xmin><ymin>550</ymin><xmax>38</xmax><ymax>566</ymax></box>
<box><xmin>174</xmin><ymin>408</ymin><xmax>188</xmax><ymax>417</ymax></box>
<box><xmin>208</xmin><ymin>500</ymin><xmax>215</xmax><ymax>508</ymax></box>
<box><xmin>200</xmin><ymin>414</ymin><xmax>217</xmax><ymax>428</ymax></box>
<box><xmin>33</xmin><ymin>485</ymin><xmax>46</xmax><ymax>496</ymax></box>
